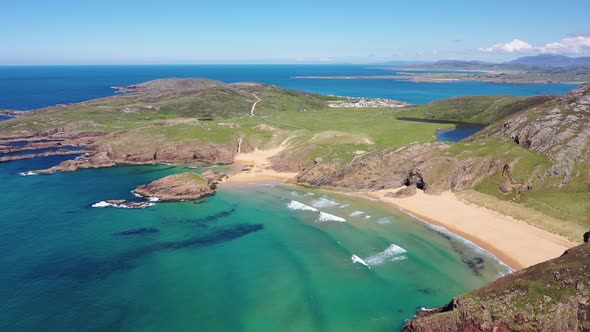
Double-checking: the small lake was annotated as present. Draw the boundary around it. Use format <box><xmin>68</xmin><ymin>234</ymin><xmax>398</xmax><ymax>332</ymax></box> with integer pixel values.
<box><xmin>397</xmin><ymin>117</ymin><xmax>485</xmax><ymax>142</ymax></box>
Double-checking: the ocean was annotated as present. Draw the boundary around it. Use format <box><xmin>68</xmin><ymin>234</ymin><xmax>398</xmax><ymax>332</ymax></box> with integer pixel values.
<box><xmin>0</xmin><ymin>65</ymin><xmax>576</xmax><ymax>110</ymax></box>
<box><xmin>0</xmin><ymin>65</ymin><xmax>574</xmax><ymax>331</ymax></box>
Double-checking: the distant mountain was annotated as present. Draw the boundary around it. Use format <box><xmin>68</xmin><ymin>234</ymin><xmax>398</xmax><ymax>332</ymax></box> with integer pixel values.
<box><xmin>433</xmin><ymin>60</ymin><xmax>493</xmax><ymax>66</ymax></box>
<box><xmin>377</xmin><ymin>60</ymin><xmax>429</xmax><ymax>66</ymax></box>
<box><xmin>506</xmin><ymin>54</ymin><xmax>590</xmax><ymax>67</ymax></box>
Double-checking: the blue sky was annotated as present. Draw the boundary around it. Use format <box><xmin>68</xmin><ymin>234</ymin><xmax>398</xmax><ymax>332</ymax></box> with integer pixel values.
<box><xmin>1</xmin><ymin>0</ymin><xmax>590</xmax><ymax>64</ymax></box>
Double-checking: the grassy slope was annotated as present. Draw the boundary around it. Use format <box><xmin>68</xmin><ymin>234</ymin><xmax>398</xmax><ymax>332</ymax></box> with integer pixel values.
<box><xmin>395</xmin><ymin>95</ymin><xmax>555</xmax><ymax>124</ymax></box>
<box><xmin>0</xmin><ymin>80</ymin><xmax>449</xmax><ymax>163</ymax></box>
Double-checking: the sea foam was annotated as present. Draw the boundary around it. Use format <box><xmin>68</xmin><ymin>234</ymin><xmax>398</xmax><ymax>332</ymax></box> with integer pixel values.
<box><xmin>91</xmin><ymin>201</ymin><xmax>114</xmax><ymax>208</ymax></box>
<box><xmin>19</xmin><ymin>171</ymin><xmax>37</xmax><ymax>176</ymax></box>
<box><xmin>352</xmin><ymin>244</ymin><xmax>407</xmax><ymax>267</ymax></box>
<box><xmin>91</xmin><ymin>201</ymin><xmax>155</xmax><ymax>209</ymax></box>
<box><xmin>311</xmin><ymin>197</ymin><xmax>340</xmax><ymax>208</ymax></box>
<box><xmin>350</xmin><ymin>211</ymin><xmax>365</xmax><ymax>217</ymax></box>
<box><xmin>376</xmin><ymin>217</ymin><xmax>392</xmax><ymax>224</ymax></box>
<box><xmin>287</xmin><ymin>200</ymin><xmax>318</xmax><ymax>212</ymax></box>
<box><xmin>351</xmin><ymin>255</ymin><xmax>370</xmax><ymax>268</ymax></box>
<box><xmin>317</xmin><ymin>212</ymin><xmax>346</xmax><ymax>223</ymax></box>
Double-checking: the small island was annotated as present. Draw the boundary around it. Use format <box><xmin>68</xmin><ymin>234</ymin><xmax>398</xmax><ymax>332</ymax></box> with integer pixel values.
<box><xmin>134</xmin><ymin>172</ymin><xmax>216</xmax><ymax>202</ymax></box>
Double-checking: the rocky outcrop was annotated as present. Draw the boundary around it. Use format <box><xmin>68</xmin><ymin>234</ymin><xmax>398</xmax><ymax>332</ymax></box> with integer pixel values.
<box><xmin>133</xmin><ymin>173</ymin><xmax>215</xmax><ymax>201</ymax></box>
<box><xmin>385</xmin><ymin>185</ymin><xmax>417</xmax><ymax>198</ymax></box>
<box><xmin>296</xmin><ymin>142</ymin><xmax>504</xmax><ymax>195</ymax></box>
<box><xmin>403</xmin><ymin>243</ymin><xmax>590</xmax><ymax>332</ymax></box>
<box><xmin>478</xmin><ymin>83</ymin><xmax>590</xmax><ymax>187</ymax></box>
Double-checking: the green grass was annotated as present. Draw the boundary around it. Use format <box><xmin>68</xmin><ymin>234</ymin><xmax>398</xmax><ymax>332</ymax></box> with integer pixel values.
<box><xmin>395</xmin><ymin>95</ymin><xmax>554</xmax><ymax>124</ymax></box>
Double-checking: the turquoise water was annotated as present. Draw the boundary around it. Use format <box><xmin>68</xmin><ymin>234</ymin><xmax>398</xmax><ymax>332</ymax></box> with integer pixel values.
<box><xmin>0</xmin><ymin>160</ymin><xmax>510</xmax><ymax>331</ymax></box>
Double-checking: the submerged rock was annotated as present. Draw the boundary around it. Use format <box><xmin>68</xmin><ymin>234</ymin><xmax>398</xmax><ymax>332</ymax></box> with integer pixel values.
<box><xmin>133</xmin><ymin>172</ymin><xmax>215</xmax><ymax>202</ymax></box>
<box><xmin>113</xmin><ymin>228</ymin><xmax>159</xmax><ymax>236</ymax></box>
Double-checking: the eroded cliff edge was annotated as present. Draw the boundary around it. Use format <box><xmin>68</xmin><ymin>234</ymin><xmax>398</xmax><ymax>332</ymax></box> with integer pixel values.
<box><xmin>402</xmin><ymin>243</ymin><xmax>590</xmax><ymax>332</ymax></box>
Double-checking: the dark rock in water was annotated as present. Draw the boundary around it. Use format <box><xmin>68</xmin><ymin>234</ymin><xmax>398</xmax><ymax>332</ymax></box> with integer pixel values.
<box><xmin>193</xmin><ymin>200</ymin><xmax>208</xmax><ymax>205</ymax></box>
<box><xmin>29</xmin><ymin>223</ymin><xmax>263</xmax><ymax>281</ymax></box>
<box><xmin>584</xmin><ymin>231</ymin><xmax>589</xmax><ymax>243</ymax></box>
<box><xmin>463</xmin><ymin>256</ymin><xmax>485</xmax><ymax>276</ymax></box>
<box><xmin>106</xmin><ymin>200</ymin><xmax>127</xmax><ymax>206</ymax></box>
<box><xmin>113</xmin><ymin>228</ymin><xmax>159</xmax><ymax>236</ymax></box>
<box><xmin>417</xmin><ymin>288</ymin><xmax>434</xmax><ymax>295</ymax></box>
<box><xmin>93</xmin><ymin>200</ymin><xmax>153</xmax><ymax>209</ymax></box>
<box><xmin>191</xmin><ymin>207</ymin><xmax>237</xmax><ymax>225</ymax></box>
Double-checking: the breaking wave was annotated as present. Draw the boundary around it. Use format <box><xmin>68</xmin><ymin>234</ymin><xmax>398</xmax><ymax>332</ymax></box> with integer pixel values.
<box><xmin>351</xmin><ymin>255</ymin><xmax>370</xmax><ymax>268</ymax></box>
<box><xmin>311</xmin><ymin>197</ymin><xmax>340</xmax><ymax>208</ymax></box>
<box><xmin>317</xmin><ymin>212</ymin><xmax>346</xmax><ymax>223</ymax></box>
<box><xmin>350</xmin><ymin>211</ymin><xmax>365</xmax><ymax>217</ymax></box>
<box><xmin>19</xmin><ymin>171</ymin><xmax>38</xmax><ymax>176</ymax></box>
<box><xmin>352</xmin><ymin>244</ymin><xmax>407</xmax><ymax>268</ymax></box>
<box><xmin>91</xmin><ymin>201</ymin><xmax>154</xmax><ymax>209</ymax></box>
<box><xmin>376</xmin><ymin>217</ymin><xmax>392</xmax><ymax>224</ymax></box>
<box><xmin>287</xmin><ymin>200</ymin><xmax>318</xmax><ymax>212</ymax></box>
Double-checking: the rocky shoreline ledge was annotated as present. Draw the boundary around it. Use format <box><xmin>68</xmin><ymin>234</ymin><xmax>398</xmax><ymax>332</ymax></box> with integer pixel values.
<box><xmin>403</xmin><ymin>242</ymin><xmax>590</xmax><ymax>332</ymax></box>
<box><xmin>93</xmin><ymin>172</ymin><xmax>222</xmax><ymax>209</ymax></box>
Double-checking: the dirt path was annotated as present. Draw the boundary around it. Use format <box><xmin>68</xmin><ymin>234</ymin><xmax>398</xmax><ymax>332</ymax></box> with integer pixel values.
<box><xmin>237</xmin><ymin>136</ymin><xmax>243</xmax><ymax>154</ymax></box>
<box><xmin>250</xmin><ymin>93</ymin><xmax>261</xmax><ymax>117</ymax></box>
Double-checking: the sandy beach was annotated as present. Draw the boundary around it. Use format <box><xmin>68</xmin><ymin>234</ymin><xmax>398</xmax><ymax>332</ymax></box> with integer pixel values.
<box><xmin>224</xmin><ymin>145</ymin><xmax>299</xmax><ymax>183</ymax></box>
<box><xmin>223</xmin><ymin>147</ymin><xmax>577</xmax><ymax>271</ymax></box>
<box><xmin>362</xmin><ymin>190</ymin><xmax>577</xmax><ymax>270</ymax></box>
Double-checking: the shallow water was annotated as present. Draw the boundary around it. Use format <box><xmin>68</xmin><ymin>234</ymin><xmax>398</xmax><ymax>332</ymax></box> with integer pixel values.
<box><xmin>0</xmin><ymin>160</ymin><xmax>510</xmax><ymax>331</ymax></box>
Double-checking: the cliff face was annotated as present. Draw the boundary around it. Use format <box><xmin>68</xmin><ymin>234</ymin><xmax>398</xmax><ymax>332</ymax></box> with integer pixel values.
<box><xmin>477</xmin><ymin>83</ymin><xmax>590</xmax><ymax>187</ymax></box>
<box><xmin>403</xmin><ymin>243</ymin><xmax>590</xmax><ymax>332</ymax></box>
<box><xmin>295</xmin><ymin>142</ymin><xmax>504</xmax><ymax>194</ymax></box>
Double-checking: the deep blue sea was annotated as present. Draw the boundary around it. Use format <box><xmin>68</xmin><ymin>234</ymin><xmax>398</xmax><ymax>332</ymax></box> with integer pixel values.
<box><xmin>0</xmin><ymin>65</ymin><xmax>577</xmax><ymax>110</ymax></box>
<box><xmin>0</xmin><ymin>65</ymin><xmax>575</xmax><ymax>331</ymax></box>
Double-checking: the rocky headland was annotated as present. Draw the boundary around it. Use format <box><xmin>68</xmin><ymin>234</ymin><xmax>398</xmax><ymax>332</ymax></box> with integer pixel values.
<box><xmin>403</xmin><ymin>243</ymin><xmax>590</xmax><ymax>332</ymax></box>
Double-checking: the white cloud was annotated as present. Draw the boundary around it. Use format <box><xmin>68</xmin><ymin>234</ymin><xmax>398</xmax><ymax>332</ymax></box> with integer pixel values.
<box><xmin>540</xmin><ymin>36</ymin><xmax>590</xmax><ymax>54</ymax></box>
<box><xmin>479</xmin><ymin>36</ymin><xmax>590</xmax><ymax>55</ymax></box>
<box><xmin>478</xmin><ymin>39</ymin><xmax>534</xmax><ymax>53</ymax></box>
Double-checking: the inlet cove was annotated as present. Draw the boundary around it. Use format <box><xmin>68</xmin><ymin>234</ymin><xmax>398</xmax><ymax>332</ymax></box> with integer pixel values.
<box><xmin>0</xmin><ymin>162</ymin><xmax>510</xmax><ymax>331</ymax></box>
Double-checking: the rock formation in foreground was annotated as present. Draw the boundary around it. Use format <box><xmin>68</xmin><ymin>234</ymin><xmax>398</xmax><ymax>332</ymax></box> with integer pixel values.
<box><xmin>403</xmin><ymin>243</ymin><xmax>590</xmax><ymax>332</ymax></box>
<box><xmin>134</xmin><ymin>172</ymin><xmax>216</xmax><ymax>201</ymax></box>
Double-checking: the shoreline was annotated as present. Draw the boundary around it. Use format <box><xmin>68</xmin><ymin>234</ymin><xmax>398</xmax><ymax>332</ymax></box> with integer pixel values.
<box><xmin>343</xmin><ymin>189</ymin><xmax>576</xmax><ymax>270</ymax></box>
<box><xmin>221</xmin><ymin>148</ymin><xmax>577</xmax><ymax>271</ymax></box>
